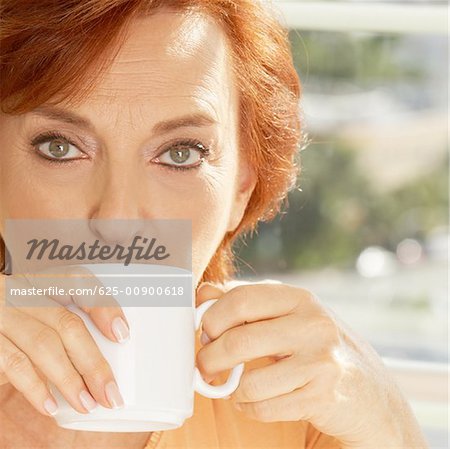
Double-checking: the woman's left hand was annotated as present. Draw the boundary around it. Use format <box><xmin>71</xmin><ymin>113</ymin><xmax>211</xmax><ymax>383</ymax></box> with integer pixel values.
<box><xmin>195</xmin><ymin>281</ymin><xmax>428</xmax><ymax>449</ymax></box>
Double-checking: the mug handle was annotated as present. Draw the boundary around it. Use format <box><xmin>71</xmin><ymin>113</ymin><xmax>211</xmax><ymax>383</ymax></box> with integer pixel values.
<box><xmin>193</xmin><ymin>299</ymin><xmax>244</xmax><ymax>399</ymax></box>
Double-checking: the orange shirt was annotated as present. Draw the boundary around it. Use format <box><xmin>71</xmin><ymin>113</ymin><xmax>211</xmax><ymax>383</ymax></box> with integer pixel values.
<box><xmin>144</xmin><ymin>330</ymin><xmax>341</xmax><ymax>449</ymax></box>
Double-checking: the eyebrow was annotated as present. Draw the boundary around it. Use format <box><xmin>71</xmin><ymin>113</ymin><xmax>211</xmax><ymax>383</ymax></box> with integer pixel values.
<box><xmin>31</xmin><ymin>105</ymin><xmax>218</xmax><ymax>136</ymax></box>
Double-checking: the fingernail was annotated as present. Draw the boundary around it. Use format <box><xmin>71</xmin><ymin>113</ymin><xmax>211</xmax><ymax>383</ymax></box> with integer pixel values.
<box><xmin>43</xmin><ymin>397</ymin><xmax>58</xmax><ymax>416</ymax></box>
<box><xmin>235</xmin><ymin>403</ymin><xmax>242</xmax><ymax>411</ymax></box>
<box><xmin>200</xmin><ymin>331</ymin><xmax>211</xmax><ymax>345</ymax></box>
<box><xmin>112</xmin><ymin>317</ymin><xmax>130</xmax><ymax>343</ymax></box>
<box><xmin>197</xmin><ymin>281</ymin><xmax>210</xmax><ymax>291</ymax></box>
<box><xmin>79</xmin><ymin>389</ymin><xmax>98</xmax><ymax>413</ymax></box>
<box><xmin>105</xmin><ymin>381</ymin><xmax>124</xmax><ymax>409</ymax></box>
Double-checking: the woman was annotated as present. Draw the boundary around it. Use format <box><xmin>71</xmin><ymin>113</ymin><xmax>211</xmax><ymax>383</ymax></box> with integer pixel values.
<box><xmin>0</xmin><ymin>1</ymin><xmax>428</xmax><ymax>448</ymax></box>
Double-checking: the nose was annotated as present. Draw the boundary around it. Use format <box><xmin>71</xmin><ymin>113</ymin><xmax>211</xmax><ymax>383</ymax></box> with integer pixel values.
<box><xmin>88</xmin><ymin>161</ymin><xmax>147</xmax><ymax>245</ymax></box>
<box><xmin>89</xmin><ymin>218</ymin><xmax>146</xmax><ymax>246</ymax></box>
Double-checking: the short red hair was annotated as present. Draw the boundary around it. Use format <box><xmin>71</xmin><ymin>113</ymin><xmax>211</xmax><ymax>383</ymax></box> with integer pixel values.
<box><xmin>0</xmin><ymin>0</ymin><xmax>302</xmax><ymax>283</ymax></box>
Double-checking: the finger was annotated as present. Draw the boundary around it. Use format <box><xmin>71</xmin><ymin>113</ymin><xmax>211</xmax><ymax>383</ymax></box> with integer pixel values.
<box><xmin>196</xmin><ymin>280</ymin><xmax>281</xmax><ymax>306</ymax></box>
<box><xmin>200</xmin><ymin>284</ymin><xmax>301</xmax><ymax>342</ymax></box>
<box><xmin>196</xmin><ymin>282</ymin><xmax>227</xmax><ymax>343</ymax></box>
<box><xmin>232</xmin><ymin>354</ymin><xmax>314</xmax><ymax>403</ymax></box>
<box><xmin>0</xmin><ymin>333</ymin><xmax>60</xmax><ymax>417</ymax></box>
<box><xmin>22</xmin><ymin>266</ymin><xmax>130</xmax><ymax>344</ymax></box>
<box><xmin>196</xmin><ymin>314</ymin><xmax>296</xmax><ymax>380</ymax></box>
<box><xmin>1</xmin><ymin>306</ymin><xmax>99</xmax><ymax>413</ymax></box>
<box><xmin>63</xmin><ymin>266</ymin><xmax>130</xmax><ymax>343</ymax></box>
<box><xmin>235</xmin><ymin>387</ymin><xmax>309</xmax><ymax>423</ymax></box>
<box><xmin>196</xmin><ymin>282</ymin><xmax>227</xmax><ymax>306</ymax></box>
<box><xmin>2</xmin><ymin>301</ymin><xmax>121</xmax><ymax>410</ymax></box>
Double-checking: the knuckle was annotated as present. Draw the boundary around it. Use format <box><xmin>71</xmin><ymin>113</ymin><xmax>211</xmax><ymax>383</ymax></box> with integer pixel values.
<box><xmin>267</xmin><ymin>282</ymin><xmax>289</xmax><ymax>298</ymax></box>
<box><xmin>34</xmin><ymin>326</ymin><xmax>59</xmax><ymax>350</ymax></box>
<box><xmin>316</xmin><ymin>315</ymin><xmax>341</xmax><ymax>345</ymax></box>
<box><xmin>57</xmin><ymin>310</ymin><xmax>85</xmax><ymax>335</ymax></box>
<box><xmin>4</xmin><ymin>350</ymin><xmax>29</xmax><ymax>373</ymax></box>
<box><xmin>320</xmin><ymin>359</ymin><xmax>338</xmax><ymax>380</ymax></box>
<box><xmin>224</xmin><ymin>330</ymin><xmax>252</xmax><ymax>358</ymax></box>
<box><xmin>59</xmin><ymin>370</ymin><xmax>81</xmax><ymax>389</ymax></box>
<box><xmin>325</xmin><ymin>323</ymin><xmax>341</xmax><ymax>346</ymax></box>
<box><xmin>322</xmin><ymin>357</ymin><xmax>338</xmax><ymax>373</ymax></box>
<box><xmin>229</xmin><ymin>286</ymin><xmax>250</xmax><ymax>318</ymax></box>
<box><xmin>82</xmin><ymin>358</ymin><xmax>112</xmax><ymax>382</ymax></box>
<box><xmin>26</xmin><ymin>376</ymin><xmax>45</xmax><ymax>394</ymax></box>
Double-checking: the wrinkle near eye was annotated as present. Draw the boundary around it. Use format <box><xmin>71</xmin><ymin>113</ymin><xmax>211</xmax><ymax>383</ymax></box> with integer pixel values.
<box><xmin>0</xmin><ymin>10</ymin><xmax>244</xmax><ymax>294</ymax></box>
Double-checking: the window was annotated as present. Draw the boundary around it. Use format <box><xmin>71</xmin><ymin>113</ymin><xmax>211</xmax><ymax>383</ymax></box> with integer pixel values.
<box><xmin>236</xmin><ymin>2</ymin><xmax>448</xmax><ymax>446</ymax></box>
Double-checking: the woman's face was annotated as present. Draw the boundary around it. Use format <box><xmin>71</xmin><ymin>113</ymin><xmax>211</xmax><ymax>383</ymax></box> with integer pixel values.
<box><xmin>0</xmin><ymin>10</ymin><xmax>256</xmax><ymax>285</ymax></box>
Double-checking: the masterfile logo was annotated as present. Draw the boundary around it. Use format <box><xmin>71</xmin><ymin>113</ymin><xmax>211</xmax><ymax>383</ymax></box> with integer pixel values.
<box><xmin>3</xmin><ymin>219</ymin><xmax>193</xmax><ymax>308</ymax></box>
<box><xmin>4</xmin><ymin>219</ymin><xmax>191</xmax><ymax>274</ymax></box>
<box><xmin>26</xmin><ymin>235</ymin><xmax>171</xmax><ymax>266</ymax></box>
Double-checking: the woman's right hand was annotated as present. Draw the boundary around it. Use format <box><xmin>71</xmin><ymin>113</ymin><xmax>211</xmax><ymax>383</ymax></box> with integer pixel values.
<box><xmin>0</xmin><ymin>266</ymin><xmax>130</xmax><ymax>417</ymax></box>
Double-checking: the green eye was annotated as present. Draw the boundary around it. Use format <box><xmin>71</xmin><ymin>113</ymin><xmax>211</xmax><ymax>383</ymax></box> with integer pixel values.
<box><xmin>169</xmin><ymin>147</ymin><xmax>191</xmax><ymax>164</ymax></box>
<box><xmin>32</xmin><ymin>133</ymin><xmax>84</xmax><ymax>161</ymax></box>
<box><xmin>156</xmin><ymin>141</ymin><xmax>209</xmax><ymax>169</ymax></box>
<box><xmin>48</xmin><ymin>139</ymin><xmax>70</xmax><ymax>158</ymax></box>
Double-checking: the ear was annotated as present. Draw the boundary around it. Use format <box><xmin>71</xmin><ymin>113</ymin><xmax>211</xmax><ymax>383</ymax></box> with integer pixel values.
<box><xmin>226</xmin><ymin>154</ymin><xmax>257</xmax><ymax>233</ymax></box>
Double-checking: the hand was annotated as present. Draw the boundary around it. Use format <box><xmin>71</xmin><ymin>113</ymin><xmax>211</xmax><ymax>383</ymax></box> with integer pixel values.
<box><xmin>196</xmin><ymin>281</ymin><xmax>428</xmax><ymax>448</ymax></box>
<box><xmin>0</xmin><ymin>266</ymin><xmax>129</xmax><ymax>417</ymax></box>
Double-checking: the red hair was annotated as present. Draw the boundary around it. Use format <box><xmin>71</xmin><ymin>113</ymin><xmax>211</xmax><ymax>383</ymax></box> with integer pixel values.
<box><xmin>0</xmin><ymin>0</ymin><xmax>302</xmax><ymax>284</ymax></box>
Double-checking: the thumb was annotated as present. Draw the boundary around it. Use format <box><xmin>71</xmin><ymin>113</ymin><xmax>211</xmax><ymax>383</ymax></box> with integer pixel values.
<box><xmin>195</xmin><ymin>281</ymin><xmax>227</xmax><ymax>307</ymax></box>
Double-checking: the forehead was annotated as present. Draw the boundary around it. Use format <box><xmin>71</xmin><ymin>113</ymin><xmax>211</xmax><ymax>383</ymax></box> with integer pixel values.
<box><xmin>81</xmin><ymin>9</ymin><xmax>235</xmax><ymax>120</ymax></box>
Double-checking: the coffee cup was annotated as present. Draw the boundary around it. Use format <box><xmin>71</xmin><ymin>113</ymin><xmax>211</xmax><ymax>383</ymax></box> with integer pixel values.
<box><xmin>47</xmin><ymin>263</ymin><xmax>244</xmax><ymax>432</ymax></box>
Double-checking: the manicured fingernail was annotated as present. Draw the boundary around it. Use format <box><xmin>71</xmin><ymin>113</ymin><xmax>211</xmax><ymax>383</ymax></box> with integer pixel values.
<box><xmin>200</xmin><ymin>331</ymin><xmax>211</xmax><ymax>345</ymax></box>
<box><xmin>112</xmin><ymin>317</ymin><xmax>130</xmax><ymax>343</ymax></box>
<box><xmin>197</xmin><ymin>282</ymin><xmax>210</xmax><ymax>291</ymax></box>
<box><xmin>43</xmin><ymin>397</ymin><xmax>58</xmax><ymax>416</ymax></box>
<box><xmin>79</xmin><ymin>389</ymin><xmax>98</xmax><ymax>413</ymax></box>
<box><xmin>105</xmin><ymin>381</ymin><xmax>124</xmax><ymax>409</ymax></box>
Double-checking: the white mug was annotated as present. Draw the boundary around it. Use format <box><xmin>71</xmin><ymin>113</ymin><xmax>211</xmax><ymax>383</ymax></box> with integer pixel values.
<box><xmin>47</xmin><ymin>263</ymin><xmax>244</xmax><ymax>432</ymax></box>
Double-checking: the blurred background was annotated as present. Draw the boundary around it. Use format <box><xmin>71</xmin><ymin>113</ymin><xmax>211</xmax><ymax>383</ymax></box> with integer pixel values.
<box><xmin>234</xmin><ymin>1</ymin><xmax>448</xmax><ymax>447</ymax></box>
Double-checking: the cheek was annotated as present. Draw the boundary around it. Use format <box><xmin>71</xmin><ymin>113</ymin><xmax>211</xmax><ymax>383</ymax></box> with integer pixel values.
<box><xmin>0</xmin><ymin>156</ymin><xmax>236</xmax><ymax>218</ymax></box>
<box><xmin>0</xmin><ymin>155</ymin><xmax>86</xmax><ymax>219</ymax></box>
<box><xmin>152</xmin><ymin>164</ymin><xmax>237</xmax><ymax>283</ymax></box>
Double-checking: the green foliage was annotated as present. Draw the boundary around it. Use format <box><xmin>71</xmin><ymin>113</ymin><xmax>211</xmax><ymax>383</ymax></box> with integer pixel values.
<box><xmin>288</xmin><ymin>30</ymin><xmax>425</xmax><ymax>88</ymax></box>
<box><xmin>367</xmin><ymin>152</ymin><xmax>448</xmax><ymax>249</ymax></box>
<box><xmin>233</xmin><ymin>29</ymin><xmax>446</xmax><ymax>277</ymax></box>
<box><xmin>234</xmin><ymin>142</ymin><xmax>447</xmax><ymax>275</ymax></box>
